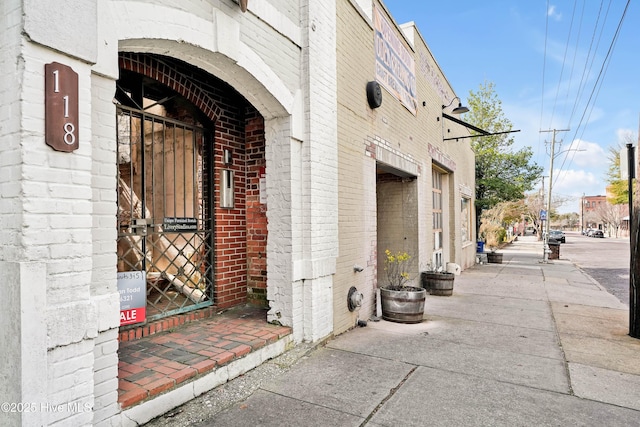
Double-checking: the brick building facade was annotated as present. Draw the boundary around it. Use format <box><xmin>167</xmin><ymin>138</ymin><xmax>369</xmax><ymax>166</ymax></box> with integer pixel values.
<box><xmin>333</xmin><ymin>1</ymin><xmax>477</xmax><ymax>333</ymax></box>
<box><xmin>1</xmin><ymin>0</ymin><xmax>475</xmax><ymax>425</ymax></box>
<box><xmin>581</xmin><ymin>195</ymin><xmax>607</xmax><ymax>231</ymax></box>
<box><xmin>2</xmin><ymin>1</ymin><xmax>336</xmax><ymax>425</ymax></box>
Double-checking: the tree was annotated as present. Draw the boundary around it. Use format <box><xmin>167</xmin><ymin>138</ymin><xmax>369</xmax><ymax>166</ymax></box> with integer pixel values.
<box><xmin>465</xmin><ymin>81</ymin><xmax>543</xmax><ymax>232</ymax></box>
<box><xmin>556</xmin><ymin>212</ymin><xmax>580</xmax><ymax>229</ymax></box>
<box><xmin>606</xmin><ymin>144</ymin><xmax>627</xmax><ymax>204</ymax></box>
<box><xmin>606</xmin><ymin>131</ymin><xmax>636</xmax><ymax>204</ymax></box>
<box><xmin>521</xmin><ymin>191</ymin><xmax>567</xmax><ymax>238</ymax></box>
<box><xmin>595</xmin><ymin>201</ymin><xmax>626</xmax><ymax>238</ymax></box>
<box><xmin>523</xmin><ymin>192</ymin><xmax>545</xmax><ymax>237</ymax></box>
<box><xmin>478</xmin><ymin>200</ymin><xmax>522</xmax><ymax>248</ymax></box>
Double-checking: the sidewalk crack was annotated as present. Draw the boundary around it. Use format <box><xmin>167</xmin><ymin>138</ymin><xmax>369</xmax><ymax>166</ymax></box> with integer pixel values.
<box><xmin>359</xmin><ymin>365</ymin><xmax>418</xmax><ymax>426</ymax></box>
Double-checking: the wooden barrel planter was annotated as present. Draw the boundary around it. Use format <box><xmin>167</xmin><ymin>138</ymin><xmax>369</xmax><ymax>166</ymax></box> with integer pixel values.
<box><xmin>421</xmin><ymin>271</ymin><xmax>455</xmax><ymax>296</ymax></box>
<box><xmin>380</xmin><ymin>287</ymin><xmax>426</xmax><ymax>324</ymax></box>
<box><xmin>487</xmin><ymin>252</ymin><xmax>503</xmax><ymax>264</ymax></box>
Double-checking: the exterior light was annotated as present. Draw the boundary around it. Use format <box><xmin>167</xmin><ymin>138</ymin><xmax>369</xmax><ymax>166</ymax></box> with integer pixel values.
<box><xmin>442</xmin><ymin>96</ymin><xmax>469</xmax><ymax>114</ymax></box>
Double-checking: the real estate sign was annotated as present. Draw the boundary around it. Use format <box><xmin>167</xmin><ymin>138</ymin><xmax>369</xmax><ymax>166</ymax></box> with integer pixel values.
<box><xmin>117</xmin><ymin>271</ymin><xmax>147</xmax><ymax>326</ymax></box>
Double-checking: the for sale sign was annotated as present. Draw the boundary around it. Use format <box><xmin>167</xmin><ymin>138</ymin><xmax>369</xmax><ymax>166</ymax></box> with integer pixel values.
<box><xmin>117</xmin><ymin>271</ymin><xmax>147</xmax><ymax>326</ymax></box>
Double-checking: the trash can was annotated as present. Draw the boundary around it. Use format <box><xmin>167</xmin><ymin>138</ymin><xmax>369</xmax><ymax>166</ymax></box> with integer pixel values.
<box><xmin>548</xmin><ymin>239</ymin><xmax>560</xmax><ymax>260</ymax></box>
<box><xmin>476</xmin><ymin>241</ymin><xmax>484</xmax><ymax>253</ymax></box>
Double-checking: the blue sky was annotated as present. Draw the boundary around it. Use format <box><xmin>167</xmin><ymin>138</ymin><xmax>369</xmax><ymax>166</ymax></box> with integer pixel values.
<box><xmin>384</xmin><ymin>0</ymin><xmax>636</xmax><ymax>213</ymax></box>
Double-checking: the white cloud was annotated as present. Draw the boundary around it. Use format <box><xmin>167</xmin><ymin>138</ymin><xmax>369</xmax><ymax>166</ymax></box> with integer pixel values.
<box><xmin>562</xmin><ymin>138</ymin><xmax>606</xmax><ymax>169</ymax></box>
<box><xmin>552</xmin><ymin>168</ymin><xmax>605</xmax><ymax>213</ymax></box>
<box><xmin>547</xmin><ymin>5</ymin><xmax>562</xmax><ymax>21</ymax></box>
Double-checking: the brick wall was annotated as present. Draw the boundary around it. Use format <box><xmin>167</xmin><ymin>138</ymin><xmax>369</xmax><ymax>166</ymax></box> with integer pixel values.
<box><xmin>213</xmin><ymin>102</ymin><xmax>248</xmax><ymax>308</ymax></box>
<box><xmin>90</xmin><ymin>70</ymin><xmax>121</xmax><ymax>426</ymax></box>
<box><xmin>335</xmin><ymin>0</ymin><xmax>383</xmax><ymax>334</ymax></box>
<box><xmin>334</xmin><ymin>1</ymin><xmax>477</xmax><ymax>335</ymax></box>
<box><xmin>245</xmin><ymin>111</ymin><xmax>268</xmax><ymax>306</ymax></box>
<box><xmin>119</xmin><ymin>53</ymin><xmax>270</xmax><ymax>309</ymax></box>
<box><xmin>3</xmin><ymin>0</ymin><xmax>331</xmax><ymax>424</ymax></box>
<box><xmin>92</xmin><ymin>329</ymin><xmax>119</xmax><ymax>426</ymax></box>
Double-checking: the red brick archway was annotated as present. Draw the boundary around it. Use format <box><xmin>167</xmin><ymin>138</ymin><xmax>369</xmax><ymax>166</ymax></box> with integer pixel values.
<box><xmin>117</xmin><ymin>52</ymin><xmax>268</xmax><ymax>320</ymax></box>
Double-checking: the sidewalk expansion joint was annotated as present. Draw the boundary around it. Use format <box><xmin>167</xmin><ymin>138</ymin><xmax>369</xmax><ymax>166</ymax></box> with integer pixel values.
<box><xmin>359</xmin><ymin>365</ymin><xmax>418</xmax><ymax>426</ymax></box>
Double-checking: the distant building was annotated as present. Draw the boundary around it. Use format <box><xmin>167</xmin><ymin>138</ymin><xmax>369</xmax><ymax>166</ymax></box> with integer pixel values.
<box><xmin>581</xmin><ymin>193</ymin><xmax>628</xmax><ymax>237</ymax></box>
<box><xmin>581</xmin><ymin>195</ymin><xmax>606</xmax><ymax>232</ymax></box>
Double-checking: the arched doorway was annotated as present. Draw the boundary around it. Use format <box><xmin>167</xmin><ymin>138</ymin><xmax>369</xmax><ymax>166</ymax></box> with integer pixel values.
<box><xmin>115</xmin><ymin>53</ymin><xmax>268</xmax><ymax>325</ymax></box>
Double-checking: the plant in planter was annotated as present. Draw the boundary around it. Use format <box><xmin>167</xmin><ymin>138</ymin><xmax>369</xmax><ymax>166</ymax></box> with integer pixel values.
<box><xmin>479</xmin><ymin>218</ymin><xmax>505</xmax><ymax>264</ymax></box>
<box><xmin>379</xmin><ymin>249</ymin><xmax>426</xmax><ymax>324</ymax></box>
<box><xmin>486</xmin><ymin>247</ymin><xmax>503</xmax><ymax>264</ymax></box>
<box><xmin>421</xmin><ymin>262</ymin><xmax>455</xmax><ymax>296</ymax></box>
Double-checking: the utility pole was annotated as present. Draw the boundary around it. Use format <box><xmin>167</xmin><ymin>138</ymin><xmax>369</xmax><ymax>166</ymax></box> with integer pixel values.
<box><xmin>540</xmin><ymin>128</ymin><xmax>570</xmax><ymax>262</ymax></box>
<box><xmin>539</xmin><ymin>176</ymin><xmax>548</xmax><ymax>237</ymax></box>
<box><xmin>628</xmin><ymin>142</ymin><xmax>639</xmax><ymax>338</ymax></box>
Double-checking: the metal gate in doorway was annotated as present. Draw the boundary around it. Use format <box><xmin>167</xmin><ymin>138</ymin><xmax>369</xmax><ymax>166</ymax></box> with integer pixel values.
<box><xmin>116</xmin><ymin>105</ymin><xmax>214</xmax><ymax>322</ymax></box>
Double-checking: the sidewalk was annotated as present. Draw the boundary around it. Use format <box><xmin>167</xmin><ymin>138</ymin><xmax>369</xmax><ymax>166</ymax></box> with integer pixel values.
<box><xmin>154</xmin><ymin>236</ymin><xmax>640</xmax><ymax>426</ymax></box>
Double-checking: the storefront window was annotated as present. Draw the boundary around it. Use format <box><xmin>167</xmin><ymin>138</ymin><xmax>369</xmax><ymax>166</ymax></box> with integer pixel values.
<box><xmin>461</xmin><ymin>197</ymin><xmax>471</xmax><ymax>243</ymax></box>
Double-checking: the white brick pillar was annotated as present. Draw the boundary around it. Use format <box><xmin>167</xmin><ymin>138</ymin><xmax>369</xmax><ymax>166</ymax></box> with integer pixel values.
<box><xmin>266</xmin><ymin>0</ymin><xmax>339</xmax><ymax>343</ymax></box>
<box><xmin>89</xmin><ymin>66</ymin><xmax>121</xmax><ymax>426</ymax></box>
<box><xmin>0</xmin><ymin>262</ymin><xmax>48</xmax><ymax>427</ymax></box>
<box><xmin>297</xmin><ymin>0</ymin><xmax>338</xmax><ymax>342</ymax></box>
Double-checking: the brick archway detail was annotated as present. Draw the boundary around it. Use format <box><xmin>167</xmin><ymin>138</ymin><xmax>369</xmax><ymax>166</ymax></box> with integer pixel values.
<box><xmin>119</xmin><ymin>52</ymin><xmax>222</xmax><ymax>122</ymax></box>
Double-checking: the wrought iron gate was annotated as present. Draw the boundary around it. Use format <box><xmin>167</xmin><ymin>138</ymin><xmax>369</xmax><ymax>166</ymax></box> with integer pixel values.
<box><xmin>117</xmin><ymin>105</ymin><xmax>214</xmax><ymax>322</ymax></box>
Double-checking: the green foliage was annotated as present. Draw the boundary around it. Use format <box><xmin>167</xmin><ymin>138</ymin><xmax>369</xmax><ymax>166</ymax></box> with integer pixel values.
<box><xmin>608</xmin><ymin>180</ymin><xmax>629</xmax><ymax>204</ymax></box>
<box><xmin>465</xmin><ymin>81</ymin><xmax>543</xmax><ymax>216</ymax></box>
<box><xmin>606</xmin><ymin>145</ymin><xmax>630</xmax><ymax>204</ymax></box>
<box><xmin>605</xmin><ymin>145</ymin><xmax>622</xmax><ymax>182</ymax></box>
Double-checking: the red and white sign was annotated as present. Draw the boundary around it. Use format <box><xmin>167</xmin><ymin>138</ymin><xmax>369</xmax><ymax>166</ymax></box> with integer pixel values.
<box><xmin>117</xmin><ymin>271</ymin><xmax>147</xmax><ymax>326</ymax></box>
<box><xmin>120</xmin><ymin>308</ymin><xmax>146</xmax><ymax>326</ymax></box>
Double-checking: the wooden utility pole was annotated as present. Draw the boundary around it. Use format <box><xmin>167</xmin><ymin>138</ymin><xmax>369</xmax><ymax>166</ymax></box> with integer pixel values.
<box><xmin>540</xmin><ymin>128</ymin><xmax>569</xmax><ymax>262</ymax></box>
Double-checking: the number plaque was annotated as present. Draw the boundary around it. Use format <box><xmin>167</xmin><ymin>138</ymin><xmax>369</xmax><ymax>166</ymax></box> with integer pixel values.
<box><xmin>45</xmin><ymin>62</ymin><xmax>79</xmax><ymax>152</ymax></box>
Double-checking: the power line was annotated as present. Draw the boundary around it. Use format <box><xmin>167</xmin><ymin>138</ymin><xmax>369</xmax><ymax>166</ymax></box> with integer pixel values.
<box><xmin>557</xmin><ymin>0</ymin><xmax>629</xmax><ymax>182</ymax></box>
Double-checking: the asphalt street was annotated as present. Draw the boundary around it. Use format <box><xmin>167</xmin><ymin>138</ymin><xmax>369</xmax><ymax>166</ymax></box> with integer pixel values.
<box><xmin>558</xmin><ymin>231</ymin><xmax>630</xmax><ymax>306</ymax></box>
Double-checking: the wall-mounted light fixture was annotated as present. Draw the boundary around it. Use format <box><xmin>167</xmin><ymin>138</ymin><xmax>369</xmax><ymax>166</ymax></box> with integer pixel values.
<box><xmin>442</xmin><ymin>96</ymin><xmax>469</xmax><ymax>114</ymax></box>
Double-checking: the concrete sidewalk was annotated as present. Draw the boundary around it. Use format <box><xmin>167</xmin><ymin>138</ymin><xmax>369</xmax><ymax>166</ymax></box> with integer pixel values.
<box><xmin>199</xmin><ymin>235</ymin><xmax>640</xmax><ymax>426</ymax></box>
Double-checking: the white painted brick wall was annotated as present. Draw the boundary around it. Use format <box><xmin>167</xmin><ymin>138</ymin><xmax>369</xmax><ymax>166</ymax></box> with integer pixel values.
<box><xmin>265</xmin><ymin>117</ymin><xmax>296</xmax><ymax>332</ymax></box>
<box><xmin>46</xmin><ymin>340</ymin><xmax>95</xmax><ymax>426</ymax></box>
<box><xmin>93</xmin><ymin>330</ymin><xmax>120</xmax><ymax>427</ymax></box>
<box><xmin>298</xmin><ymin>0</ymin><xmax>338</xmax><ymax>341</ymax></box>
<box><xmin>5</xmin><ymin>0</ymin><xmax>341</xmax><ymax>425</ymax></box>
<box><xmin>0</xmin><ymin>0</ymin><xmax>23</xmax><ymax>265</ymax></box>
<box><xmin>303</xmin><ymin>275</ymin><xmax>334</xmax><ymax>342</ymax></box>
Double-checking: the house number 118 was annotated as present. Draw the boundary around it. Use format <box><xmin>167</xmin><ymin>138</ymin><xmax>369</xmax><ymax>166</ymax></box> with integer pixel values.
<box><xmin>45</xmin><ymin>62</ymin><xmax>79</xmax><ymax>152</ymax></box>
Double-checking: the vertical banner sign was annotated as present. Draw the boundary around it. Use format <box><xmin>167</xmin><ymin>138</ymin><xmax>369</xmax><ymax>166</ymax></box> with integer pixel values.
<box><xmin>373</xmin><ymin>6</ymin><xmax>417</xmax><ymax>115</ymax></box>
<box><xmin>45</xmin><ymin>62</ymin><xmax>79</xmax><ymax>152</ymax></box>
<box><xmin>117</xmin><ymin>271</ymin><xmax>147</xmax><ymax>326</ymax></box>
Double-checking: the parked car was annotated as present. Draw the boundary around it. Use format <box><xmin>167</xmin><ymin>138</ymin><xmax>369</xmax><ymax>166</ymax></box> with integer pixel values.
<box><xmin>549</xmin><ymin>230</ymin><xmax>566</xmax><ymax>243</ymax></box>
<box><xmin>590</xmin><ymin>229</ymin><xmax>604</xmax><ymax>238</ymax></box>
